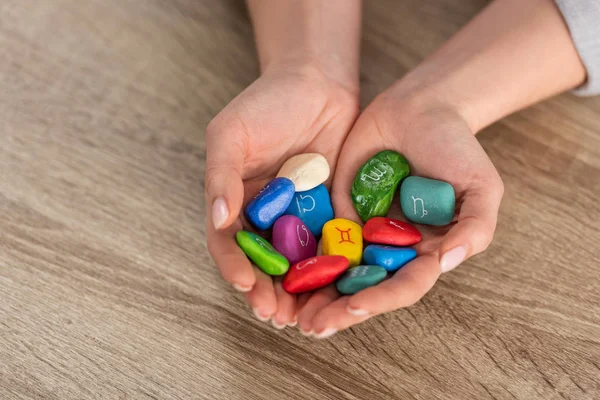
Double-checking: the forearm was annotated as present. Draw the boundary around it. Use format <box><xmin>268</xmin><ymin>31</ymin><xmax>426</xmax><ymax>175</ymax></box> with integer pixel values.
<box><xmin>392</xmin><ymin>0</ymin><xmax>586</xmax><ymax>133</ymax></box>
<box><xmin>246</xmin><ymin>0</ymin><xmax>361</xmax><ymax>89</ymax></box>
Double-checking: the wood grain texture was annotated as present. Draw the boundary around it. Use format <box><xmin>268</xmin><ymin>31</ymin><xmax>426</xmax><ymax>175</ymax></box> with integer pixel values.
<box><xmin>1</xmin><ymin>1</ymin><xmax>599</xmax><ymax>399</ymax></box>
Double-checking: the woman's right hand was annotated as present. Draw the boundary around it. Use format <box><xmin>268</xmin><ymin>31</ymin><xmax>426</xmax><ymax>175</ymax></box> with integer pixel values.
<box><xmin>205</xmin><ymin>63</ymin><xmax>359</xmax><ymax>328</ymax></box>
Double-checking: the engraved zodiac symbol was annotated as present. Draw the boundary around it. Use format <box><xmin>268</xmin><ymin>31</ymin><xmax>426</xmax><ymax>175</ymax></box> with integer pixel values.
<box><xmin>388</xmin><ymin>220</ymin><xmax>405</xmax><ymax>230</ymax></box>
<box><xmin>295</xmin><ymin>194</ymin><xmax>316</xmax><ymax>213</ymax></box>
<box><xmin>350</xmin><ymin>266</ymin><xmax>367</xmax><ymax>278</ymax></box>
<box><xmin>255</xmin><ymin>184</ymin><xmax>269</xmax><ymax>197</ymax></box>
<box><xmin>255</xmin><ymin>236</ymin><xmax>272</xmax><ymax>250</ymax></box>
<box><xmin>296</xmin><ymin>225</ymin><xmax>310</xmax><ymax>247</ymax></box>
<box><xmin>411</xmin><ymin>196</ymin><xmax>428</xmax><ymax>218</ymax></box>
<box><xmin>296</xmin><ymin>258</ymin><xmax>317</xmax><ymax>270</ymax></box>
<box><xmin>361</xmin><ymin>167</ymin><xmax>386</xmax><ymax>182</ymax></box>
<box><xmin>336</xmin><ymin>227</ymin><xmax>355</xmax><ymax>244</ymax></box>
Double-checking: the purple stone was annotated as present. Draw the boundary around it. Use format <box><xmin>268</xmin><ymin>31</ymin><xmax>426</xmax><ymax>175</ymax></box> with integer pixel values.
<box><xmin>272</xmin><ymin>215</ymin><xmax>317</xmax><ymax>265</ymax></box>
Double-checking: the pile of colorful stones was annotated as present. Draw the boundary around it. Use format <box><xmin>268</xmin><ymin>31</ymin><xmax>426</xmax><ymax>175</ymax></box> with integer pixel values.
<box><xmin>236</xmin><ymin>150</ymin><xmax>455</xmax><ymax>295</ymax></box>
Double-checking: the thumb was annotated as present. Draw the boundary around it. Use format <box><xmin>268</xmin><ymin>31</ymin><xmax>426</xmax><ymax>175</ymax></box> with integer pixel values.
<box><xmin>331</xmin><ymin>116</ymin><xmax>389</xmax><ymax>223</ymax></box>
<box><xmin>205</xmin><ymin>118</ymin><xmax>246</xmax><ymax>230</ymax></box>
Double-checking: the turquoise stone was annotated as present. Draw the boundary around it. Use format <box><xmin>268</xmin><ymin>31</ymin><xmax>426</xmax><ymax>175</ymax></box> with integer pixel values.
<box><xmin>351</xmin><ymin>150</ymin><xmax>410</xmax><ymax>222</ymax></box>
<box><xmin>400</xmin><ymin>176</ymin><xmax>455</xmax><ymax>226</ymax></box>
<box><xmin>336</xmin><ymin>265</ymin><xmax>388</xmax><ymax>295</ymax></box>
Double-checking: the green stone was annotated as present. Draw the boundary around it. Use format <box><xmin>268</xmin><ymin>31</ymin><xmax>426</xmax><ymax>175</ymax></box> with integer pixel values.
<box><xmin>236</xmin><ymin>231</ymin><xmax>289</xmax><ymax>276</ymax></box>
<box><xmin>336</xmin><ymin>265</ymin><xmax>388</xmax><ymax>295</ymax></box>
<box><xmin>351</xmin><ymin>150</ymin><xmax>410</xmax><ymax>222</ymax></box>
<box><xmin>400</xmin><ymin>176</ymin><xmax>455</xmax><ymax>226</ymax></box>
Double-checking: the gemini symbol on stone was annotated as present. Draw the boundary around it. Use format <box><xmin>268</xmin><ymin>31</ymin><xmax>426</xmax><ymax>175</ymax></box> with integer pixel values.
<box><xmin>336</xmin><ymin>227</ymin><xmax>355</xmax><ymax>244</ymax></box>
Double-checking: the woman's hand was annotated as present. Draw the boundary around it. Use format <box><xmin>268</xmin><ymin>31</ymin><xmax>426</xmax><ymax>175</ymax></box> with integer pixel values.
<box><xmin>296</xmin><ymin>88</ymin><xmax>503</xmax><ymax>337</ymax></box>
<box><xmin>295</xmin><ymin>0</ymin><xmax>587</xmax><ymax>339</ymax></box>
<box><xmin>205</xmin><ymin>64</ymin><xmax>358</xmax><ymax>327</ymax></box>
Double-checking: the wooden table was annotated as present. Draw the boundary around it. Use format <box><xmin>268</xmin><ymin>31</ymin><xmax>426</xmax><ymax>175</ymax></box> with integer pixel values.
<box><xmin>1</xmin><ymin>1</ymin><xmax>599</xmax><ymax>399</ymax></box>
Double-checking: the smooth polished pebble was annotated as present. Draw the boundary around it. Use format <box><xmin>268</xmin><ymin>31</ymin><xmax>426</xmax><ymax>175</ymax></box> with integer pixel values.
<box><xmin>276</xmin><ymin>153</ymin><xmax>330</xmax><ymax>192</ymax></box>
<box><xmin>336</xmin><ymin>265</ymin><xmax>388</xmax><ymax>295</ymax></box>
<box><xmin>400</xmin><ymin>176</ymin><xmax>456</xmax><ymax>226</ymax></box>
<box><xmin>363</xmin><ymin>217</ymin><xmax>422</xmax><ymax>246</ymax></box>
<box><xmin>245</xmin><ymin>177</ymin><xmax>295</xmax><ymax>230</ymax></box>
<box><xmin>362</xmin><ymin>245</ymin><xmax>417</xmax><ymax>272</ymax></box>
<box><xmin>283</xmin><ymin>184</ymin><xmax>334</xmax><ymax>236</ymax></box>
<box><xmin>282</xmin><ymin>255</ymin><xmax>349</xmax><ymax>294</ymax></box>
<box><xmin>351</xmin><ymin>150</ymin><xmax>410</xmax><ymax>222</ymax></box>
<box><xmin>272</xmin><ymin>215</ymin><xmax>317</xmax><ymax>265</ymax></box>
<box><xmin>236</xmin><ymin>231</ymin><xmax>289</xmax><ymax>276</ymax></box>
<box><xmin>322</xmin><ymin>218</ymin><xmax>363</xmax><ymax>267</ymax></box>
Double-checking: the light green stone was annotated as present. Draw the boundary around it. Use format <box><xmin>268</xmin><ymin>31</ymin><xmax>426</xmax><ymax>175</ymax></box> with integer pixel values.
<box><xmin>336</xmin><ymin>265</ymin><xmax>388</xmax><ymax>295</ymax></box>
<box><xmin>351</xmin><ymin>150</ymin><xmax>410</xmax><ymax>222</ymax></box>
<box><xmin>400</xmin><ymin>176</ymin><xmax>455</xmax><ymax>226</ymax></box>
<box><xmin>236</xmin><ymin>231</ymin><xmax>289</xmax><ymax>276</ymax></box>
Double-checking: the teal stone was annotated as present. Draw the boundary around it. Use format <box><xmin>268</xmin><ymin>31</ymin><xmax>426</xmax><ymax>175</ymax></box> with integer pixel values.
<box><xmin>336</xmin><ymin>265</ymin><xmax>388</xmax><ymax>295</ymax></box>
<box><xmin>351</xmin><ymin>150</ymin><xmax>410</xmax><ymax>222</ymax></box>
<box><xmin>236</xmin><ymin>230</ymin><xmax>289</xmax><ymax>276</ymax></box>
<box><xmin>400</xmin><ymin>176</ymin><xmax>455</xmax><ymax>226</ymax></box>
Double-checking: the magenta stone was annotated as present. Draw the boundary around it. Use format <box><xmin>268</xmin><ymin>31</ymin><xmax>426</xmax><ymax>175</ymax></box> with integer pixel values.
<box><xmin>272</xmin><ymin>215</ymin><xmax>317</xmax><ymax>265</ymax></box>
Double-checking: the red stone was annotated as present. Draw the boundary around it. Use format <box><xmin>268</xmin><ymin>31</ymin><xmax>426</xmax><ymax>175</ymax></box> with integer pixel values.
<box><xmin>363</xmin><ymin>217</ymin><xmax>422</xmax><ymax>246</ymax></box>
<box><xmin>283</xmin><ymin>256</ymin><xmax>349</xmax><ymax>294</ymax></box>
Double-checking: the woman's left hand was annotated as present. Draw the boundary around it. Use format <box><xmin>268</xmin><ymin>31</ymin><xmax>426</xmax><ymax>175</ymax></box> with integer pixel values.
<box><xmin>296</xmin><ymin>87</ymin><xmax>504</xmax><ymax>338</ymax></box>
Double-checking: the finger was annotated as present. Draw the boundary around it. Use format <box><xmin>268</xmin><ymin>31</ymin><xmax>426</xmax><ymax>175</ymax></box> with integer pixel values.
<box><xmin>272</xmin><ymin>279</ymin><xmax>297</xmax><ymax>329</ymax></box>
<box><xmin>344</xmin><ymin>253</ymin><xmax>441</xmax><ymax>318</ymax></box>
<box><xmin>206</xmin><ymin>214</ymin><xmax>256</xmax><ymax>291</ymax></box>
<box><xmin>310</xmin><ymin>297</ymin><xmax>371</xmax><ymax>339</ymax></box>
<box><xmin>296</xmin><ymin>285</ymin><xmax>340</xmax><ymax>336</ymax></box>
<box><xmin>205</xmin><ymin>116</ymin><xmax>247</xmax><ymax>231</ymax></box>
<box><xmin>439</xmin><ymin>178</ymin><xmax>504</xmax><ymax>273</ymax></box>
<box><xmin>244</xmin><ymin>266</ymin><xmax>278</xmax><ymax>322</ymax></box>
<box><xmin>296</xmin><ymin>292</ymin><xmax>313</xmax><ymax>311</ymax></box>
<box><xmin>331</xmin><ymin>112</ymin><xmax>390</xmax><ymax>222</ymax></box>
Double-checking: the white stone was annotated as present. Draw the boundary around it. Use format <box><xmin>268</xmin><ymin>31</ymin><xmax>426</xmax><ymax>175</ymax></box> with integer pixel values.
<box><xmin>276</xmin><ymin>153</ymin><xmax>330</xmax><ymax>192</ymax></box>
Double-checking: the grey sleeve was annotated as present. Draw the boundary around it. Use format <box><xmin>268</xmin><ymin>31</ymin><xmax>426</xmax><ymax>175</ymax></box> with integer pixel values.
<box><xmin>554</xmin><ymin>0</ymin><xmax>600</xmax><ymax>96</ymax></box>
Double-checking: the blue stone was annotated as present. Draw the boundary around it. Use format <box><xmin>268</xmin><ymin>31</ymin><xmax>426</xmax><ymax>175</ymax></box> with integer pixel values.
<box><xmin>284</xmin><ymin>184</ymin><xmax>334</xmax><ymax>236</ymax></box>
<box><xmin>245</xmin><ymin>177</ymin><xmax>295</xmax><ymax>230</ymax></box>
<box><xmin>362</xmin><ymin>245</ymin><xmax>417</xmax><ymax>272</ymax></box>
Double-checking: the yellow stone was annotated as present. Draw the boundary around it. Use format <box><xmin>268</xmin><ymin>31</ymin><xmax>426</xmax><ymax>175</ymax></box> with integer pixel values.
<box><xmin>322</xmin><ymin>219</ymin><xmax>363</xmax><ymax>267</ymax></box>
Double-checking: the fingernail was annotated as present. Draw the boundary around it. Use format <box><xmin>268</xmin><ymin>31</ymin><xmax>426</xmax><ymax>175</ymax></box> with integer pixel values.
<box><xmin>287</xmin><ymin>320</ymin><xmax>297</xmax><ymax>327</ymax></box>
<box><xmin>313</xmin><ymin>328</ymin><xmax>337</xmax><ymax>339</ymax></box>
<box><xmin>440</xmin><ymin>246</ymin><xmax>466</xmax><ymax>273</ymax></box>
<box><xmin>232</xmin><ymin>283</ymin><xmax>252</xmax><ymax>293</ymax></box>
<box><xmin>212</xmin><ymin>196</ymin><xmax>229</xmax><ymax>229</ymax></box>
<box><xmin>346</xmin><ymin>306</ymin><xmax>370</xmax><ymax>317</ymax></box>
<box><xmin>253</xmin><ymin>308</ymin><xmax>271</xmax><ymax>322</ymax></box>
<box><xmin>299</xmin><ymin>327</ymin><xmax>313</xmax><ymax>337</ymax></box>
<box><xmin>271</xmin><ymin>319</ymin><xmax>287</xmax><ymax>330</ymax></box>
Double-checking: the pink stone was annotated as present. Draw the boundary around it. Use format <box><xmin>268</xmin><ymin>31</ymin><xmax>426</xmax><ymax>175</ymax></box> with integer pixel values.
<box><xmin>272</xmin><ymin>215</ymin><xmax>317</xmax><ymax>265</ymax></box>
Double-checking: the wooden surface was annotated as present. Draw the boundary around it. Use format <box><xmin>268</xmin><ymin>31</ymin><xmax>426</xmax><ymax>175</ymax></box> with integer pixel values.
<box><xmin>1</xmin><ymin>1</ymin><xmax>599</xmax><ymax>399</ymax></box>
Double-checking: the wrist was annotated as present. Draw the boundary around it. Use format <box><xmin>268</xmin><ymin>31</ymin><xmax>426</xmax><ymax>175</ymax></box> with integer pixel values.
<box><xmin>247</xmin><ymin>0</ymin><xmax>361</xmax><ymax>98</ymax></box>
<box><xmin>262</xmin><ymin>55</ymin><xmax>359</xmax><ymax>98</ymax></box>
<box><xmin>381</xmin><ymin>78</ymin><xmax>479</xmax><ymax>135</ymax></box>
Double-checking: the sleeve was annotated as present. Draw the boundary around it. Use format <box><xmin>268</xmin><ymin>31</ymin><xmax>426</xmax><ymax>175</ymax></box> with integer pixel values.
<box><xmin>554</xmin><ymin>0</ymin><xmax>600</xmax><ymax>96</ymax></box>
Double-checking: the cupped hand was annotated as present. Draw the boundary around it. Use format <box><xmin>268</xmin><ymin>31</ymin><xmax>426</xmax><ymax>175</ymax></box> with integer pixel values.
<box><xmin>205</xmin><ymin>64</ymin><xmax>359</xmax><ymax>328</ymax></box>
<box><xmin>297</xmin><ymin>89</ymin><xmax>504</xmax><ymax>337</ymax></box>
